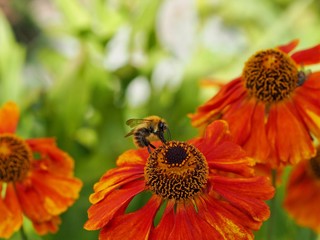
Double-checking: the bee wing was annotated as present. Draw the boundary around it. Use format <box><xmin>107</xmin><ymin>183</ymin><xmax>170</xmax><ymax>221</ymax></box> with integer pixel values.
<box><xmin>125</xmin><ymin>119</ymin><xmax>151</xmax><ymax>128</ymax></box>
<box><xmin>125</xmin><ymin>129</ymin><xmax>135</xmax><ymax>137</ymax></box>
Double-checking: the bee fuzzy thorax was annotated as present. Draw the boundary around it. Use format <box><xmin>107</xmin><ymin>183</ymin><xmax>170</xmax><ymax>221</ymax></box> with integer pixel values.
<box><xmin>125</xmin><ymin>116</ymin><xmax>168</xmax><ymax>152</ymax></box>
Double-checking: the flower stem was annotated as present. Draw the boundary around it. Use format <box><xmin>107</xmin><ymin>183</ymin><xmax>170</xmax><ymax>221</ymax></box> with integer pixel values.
<box><xmin>267</xmin><ymin>169</ymin><xmax>277</xmax><ymax>240</ymax></box>
<box><xmin>20</xmin><ymin>226</ymin><xmax>28</xmax><ymax>240</ymax></box>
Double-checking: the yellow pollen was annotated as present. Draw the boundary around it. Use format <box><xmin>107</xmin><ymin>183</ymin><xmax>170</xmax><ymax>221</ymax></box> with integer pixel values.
<box><xmin>242</xmin><ymin>49</ymin><xmax>299</xmax><ymax>103</ymax></box>
<box><xmin>0</xmin><ymin>134</ymin><xmax>32</xmax><ymax>182</ymax></box>
<box><xmin>144</xmin><ymin>141</ymin><xmax>208</xmax><ymax>201</ymax></box>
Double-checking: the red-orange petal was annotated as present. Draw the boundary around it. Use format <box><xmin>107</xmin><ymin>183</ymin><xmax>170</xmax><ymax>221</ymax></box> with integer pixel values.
<box><xmin>26</xmin><ymin>138</ymin><xmax>75</xmax><ymax>177</ymax></box>
<box><xmin>190</xmin><ymin>78</ymin><xmax>246</xmax><ymax>128</ymax></box>
<box><xmin>0</xmin><ymin>102</ymin><xmax>20</xmax><ymax>134</ymax></box>
<box><xmin>242</xmin><ymin>101</ymin><xmax>271</xmax><ymax>163</ymax></box>
<box><xmin>277</xmin><ymin>39</ymin><xmax>299</xmax><ymax>54</ymax></box>
<box><xmin>15</xmin><ymin>181</ymin><xmax>54</xmax><ymax>222</ymax></box>
<box><xmin>191</xmin><ymin>120</ymin><xmax>254</xmax><ymax>177</ymax></box>
<box><xmin>185</xmin><ymin>201</ymin><xmax>227</xmax><ymax>240</ymax></box>
<box><xmin>196</xmin><ymin>196</ymin><xmax>254</xmax><ymax>239</ymax></box>
<box><xmin>116</xmin><ymin>148</ymin><xmax>148</xmax><ymax>166</ymax></box>
<box><xmin>150</xmin><ymin>200</ymin><xmax>175</xmax><ymax>240</ymax></box>
<box><xmin>293</xmin><ymin>72</ymin><xmax>320</xmax><ymax>139</ymax></box>
<box><xmin>291</xmin><ymin>44</ymin><xmax>320</xmax><ymax>65</ymax></box>
<box><xmin>32</xmin><ymin>216</ymin><xmax>61</xmax><ymax>235</ymax></box>
<box><xmin>284</xmin><ymin>160</ymin><xmax>320</xmax><ymax>232</ymax></box>
<box><xmin>29</xmin><ymin>171</ymin><xmax>82</xmax><ymax>215</ymax></box>
<box><xmin>164</xmin><ymin>202</ymin><xmax>198</xmax><ymax>240</ymax></box>
<box><xmin>99</xmin><ymin>196</ymin><xmax>161</xmax><ymax>240</ymax></box>
<box><xmin>266</xmin><ymin>101</ymin><xmax>315</xmax><ymax>166</ymax></box>
<box><xmin>90</xmin><ymin>166</ymin><xmax>144</xmax><ymax>204</ymax></box>
<box><xmin>84</xmin><ymin>180</ymin><xmax>145</xmax><ymax>230</ymax></box>
<box><xmin>0</xmin><ymin>183</ymin><xmax>23</xmax><ymax>238</ymax></box>
<box><xmin>212</xmin><ymin>176</ymin><xmax>274</xmax><ymax>222</ymax></box>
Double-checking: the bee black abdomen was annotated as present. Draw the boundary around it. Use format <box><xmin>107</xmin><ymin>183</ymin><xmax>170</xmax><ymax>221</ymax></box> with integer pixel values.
<box><xmin>134</xmin><ymin>128</ymin><xmax>150</xmax><ymax>147</ymax></box>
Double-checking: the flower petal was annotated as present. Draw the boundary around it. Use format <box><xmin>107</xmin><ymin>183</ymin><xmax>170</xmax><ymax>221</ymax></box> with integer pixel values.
<box><xmin>26</xmin><ymin>138</ymin><xmax>75</xmax><ymax>177</ymax></box>
<box><xmin>32</xmin><ymin>216</ymin><xmax>61</xmax><ymax>235</ymax></box>
<box><xmin>196</xmin><ymin>196</ymin><xmax>254</xmax><ymax>240</ymax></box>
<box><xmin>150</xmin><ymin>200</ymin><xmax>175</xmax><ymax>240</ymax></box>
<box><xmin>284</xmin><ymin>160</ymin><xmax>320</xmax><ymax>232</ymax></box>
<box><xmin>116</xmin><ymin>149</ymin><xmax>148</xmax><ymax>166</ymax></box>
<box><xmin>29</xmin><ymin>171</ymin><xmax>82</xmax><ymax>215</ymax></box>
<box><xmin>0</xmin><ymin>102</ymin><xmax>20</xmax><ymax>134</ymax></box>
<box><xmin>212</xmin><ymin>175</ymin><xmax>274</xmax><ymax>222</ymax></box>
<box><xmin>242</xmin><ymin>101</ymin><xmax>271</xmax><ymax>163</ymax></box>
<box><xmin>266</xmin><ymin>101</ymin><xmax>315</xmax><ymax>166</ymax></box>
<box><xmin>84</xmin><ymin>180</ymin><xmax>145</xmax><ymax>230</ymax></box>
<box><xmin>190</xmin><ymin>78</ymin><xmax>246</xmax><ymax>128</ymax></box>
<box><xmin>0</xmin><ymin>183</ymin><xmax>23</xmax><ymax>238</ymax></box>
<box><xmin>90</xmin><ymin>166</ymin><xmax>144</xmax><ymax>204</ymax></box>
<box><xmin>277</xmin><ymin>39</ymin><xmax>299</xmax><ymax>54</ymax></box>
<box><xmin>192</xmin><ymin>120</ymin><xmax>254</xmax><ymax>177</ymax></box>
<box><xmin>99</xmin><ymin>196</ymin><xmax>161</xmax><ymax>240</ymax></box>
<box><xmin>294</xmin><ymin>72</ymin><xmax>320</xmax><ymax>139</ymax></box>
<box><xmin>165</xmin><ymin>202</ymin><xmax>198</xmax><ymax>240</ymax></box>
<box><xmin>291</xmin><ymin>44</ymin><xmax>320</xmax><ymax>65</ymax></box>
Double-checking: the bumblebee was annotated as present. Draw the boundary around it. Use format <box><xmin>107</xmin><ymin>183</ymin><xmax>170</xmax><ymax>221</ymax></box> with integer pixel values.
<box><xmin>125</xmin><ymin>116</ymin><xmax>169</xmax><ymax>153</ymax></box>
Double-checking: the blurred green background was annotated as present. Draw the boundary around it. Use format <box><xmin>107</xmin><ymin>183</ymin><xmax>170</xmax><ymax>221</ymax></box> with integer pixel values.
<box><xmin>1</xmin><ymin>0</ymin><xmax>320</xmax><ymax>239</ymax></box>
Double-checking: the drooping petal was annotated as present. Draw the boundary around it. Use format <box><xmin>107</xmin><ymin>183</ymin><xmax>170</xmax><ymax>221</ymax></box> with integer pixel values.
<box><xmin>0</xmin><ymin>102</ymin><xmax>20</xmax><ymax>134</ymax></box>
<box><xmin>32</xmin><ymin>216</ymin><xmax>61</xmax><ymax>235</ymax></box>
<box><xmin>293</xmin><ymin>72</ymin><xmax>320</xmax><ymax>139</ymax></box>
<box><xmin>26</xmin><ymin>138</ymin><xmax>74</xmax><ymax>177</ymax></box>
<box><xmin>211</xmin><ymin>175</ymin><xmax>274</xmax><ymax>222</ymax></box>
<box><xmin>150</xmin><ymin>200</ymin><xmax>175</xmax><ymax>240</ymax></box>
<box><xmin>196</xmin><ymin>196</ymin><xmax>254</xmax><ymax>240</ymax></box>
<box><xmin>284</xmin><ymin>160</ymin><xmax>320</xmax><ymax>232</ymax></box>
<box><xmin>165</xmin><ymin>202</ymin><xmax>197</xmax><ymax>240</ymax></box>
<box><xmin>29</xmin><ymin>171</ymin><xmax>82</xmax><ymax>215</ymax></box>
<box><xmin>99</xmin><ymin>195</ymin><xmax>161</xmax><ymax>240</ymax></box>
<box><xmin>15</xmin><ymin>181</ymin><xmax>55</xmax><ymax>222</ymax></box>
<box><xmin>0</xmin><ymin>183</ymin><xmax>23</xmax><ymax>239</ymax></box>
<box><xmin>291</xmin><ymin>44</ymin><xmax>320</xmax><ymax>65</ymax></box>
<box><xmin>185</xmin><ymin>201</ymin><xmax>227</xmax><ymax>240</ymax></box>
<box><xmin>266</xmin><ymin>101</ymin><xmax>315</xmax><ymax>166</ymax></box>
<box><xmin>84</xmin><ymin>180</ymin><xmax>145</xmax><ymax>230</ymax></box>
<box><xmin>190</xmin><ymin>78</ymin><xmax>247</xmax><ymax>128</ymax></box>
<box><xmin>277</xmin><ymin>39</ymin><xmax>299</xmax><ymax>54</ymax></box>
<box><xmin>242</xmin><ymin>101</ymin><xmax>271</xmax><ymax>164</ymax></box>
<box><xmin>90</xmin><ymin>165</ymin><xmax>144</xmax><ymax>204</ymax></box>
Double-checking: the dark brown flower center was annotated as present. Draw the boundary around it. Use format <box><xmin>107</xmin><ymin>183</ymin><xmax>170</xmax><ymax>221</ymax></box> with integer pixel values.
<box><xmin>242</xmin><ymin>49</ymin><xmax>299</xmax><ymax>103</ymax></box>
<box><xmin>0</xmin><ymin>134</ymin><xmax>31</xmax><ymax>182</ymax></box>
<box><xmin>309</xmin><ymin>151</ymin><xmax>320</xmax><ymax>179</ymax></box>
<box><xmin>144</xmin><ymin>141</ymin><xmax>208</xmax><ymax>201</ymax></box>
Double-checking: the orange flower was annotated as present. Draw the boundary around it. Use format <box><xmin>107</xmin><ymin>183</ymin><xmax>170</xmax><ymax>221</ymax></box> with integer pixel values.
<box><xmin>190</xmin><ymin>40</ymin><xmax>320</xmax><ymax>168</ymax></box>
<box><xmin>284</xmin><ymin>149</ymin><xmax>320</xmax><ymax>232</ymax></box>
<box><xmin>84</xmin><ymin>120</ymin><xmax>274</xmax><ymax>239</ymax></box>
<box><xmin>0</xmin><ymin>102</ymin><xmax>82</xmax><ymax>238</ymax></box>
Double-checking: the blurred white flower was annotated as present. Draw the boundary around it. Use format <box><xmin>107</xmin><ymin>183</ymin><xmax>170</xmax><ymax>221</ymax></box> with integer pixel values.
<box><xmin>126</xmin><ymin>76</ymin><xmax>151</xmax><ymax>107</ymax></box>
<box><xmin>103</xmin><ymin>25</ymin><xmax>131</xmax><ymax>70</ymax></box>
<box><xmin>157</xmin><ymin>0</ymin><xmax>198</xmax><ymax>61</ymax></box>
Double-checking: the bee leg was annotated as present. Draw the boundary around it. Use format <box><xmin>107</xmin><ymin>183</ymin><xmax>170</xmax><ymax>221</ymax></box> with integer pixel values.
<box><xmin>146</xmin><ymin>143</ymin><xmax>156</xmax><ymax>154</ymax></box>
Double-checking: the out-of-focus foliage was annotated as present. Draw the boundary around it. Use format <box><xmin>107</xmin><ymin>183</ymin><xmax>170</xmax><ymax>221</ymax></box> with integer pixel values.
<box><xmin>0</xmin><ymin>0</ymin><xmax>320</xmax><ymax>239</ymax></box>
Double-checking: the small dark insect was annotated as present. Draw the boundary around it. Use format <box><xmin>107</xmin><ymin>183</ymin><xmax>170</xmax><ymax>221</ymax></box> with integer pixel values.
<box><xmin>297</xmin><ymin>69</ymin><xmax>311</xmax><ymax>87</ymax></box>
<box><xmin>125</xmin><ymin>116</ymin><xmax>170</xmax><ymax>153</ymax></box>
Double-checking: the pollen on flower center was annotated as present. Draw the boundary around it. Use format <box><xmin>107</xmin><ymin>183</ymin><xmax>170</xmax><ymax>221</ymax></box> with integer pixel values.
<box><xmin>242</xmin><ymin>49</ymin><xmax>299</xmax><ymax>103</ymax></box>
<box><xmin>144</xmin><ymin>141</ymin><xmax>208</xmax><ymax>201</ymax></box>
<box><xmin>0</xmin><ymin>134</ymin><xmax>31</xmax><ymax>182</ymax></box>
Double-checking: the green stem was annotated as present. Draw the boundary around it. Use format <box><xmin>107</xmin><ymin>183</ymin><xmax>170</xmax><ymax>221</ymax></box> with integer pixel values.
<box><xmin>20</xmin><ymin>225</ymin><xmax>28</xmax><ymax>240</ymax></box>
<box><xmin>267</xmin><ymin>169</ymin><xmax>277</xmax><ymax>240</ymax></box>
